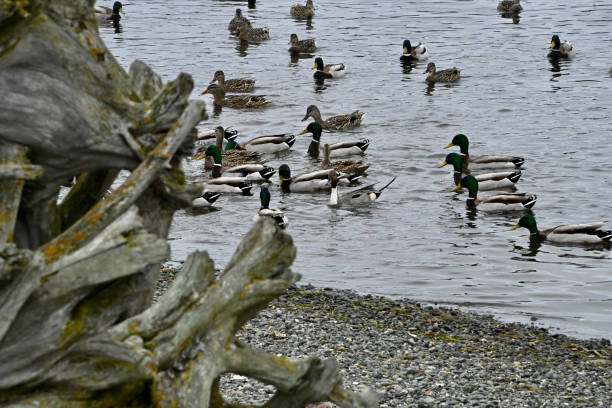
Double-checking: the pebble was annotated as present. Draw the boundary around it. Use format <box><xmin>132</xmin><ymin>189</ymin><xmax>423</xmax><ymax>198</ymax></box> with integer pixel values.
<box><xmin>155</xmin><ymin>277</ymin><xmax>611</xmax><ymax>407</ymax></box>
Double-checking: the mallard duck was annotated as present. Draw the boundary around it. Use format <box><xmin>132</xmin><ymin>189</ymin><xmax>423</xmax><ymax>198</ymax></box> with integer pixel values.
<box><xmin>400</xmin><ymin>40</ymin><xmax>428</xmax><ymax>62</ymax></box>
<box><xmin>254</xmin><ymin>186</ymin><xmax>288</xmax><ymax>229</ymax></box>
<box><xmin>312</xmin><ymin>57</ymin><xmax>347</xmax><ymax>79</ymax></box>
<box><xmin>228</xmin><ymin>9</ymin><xmax>251</xmax><ymax>32</ymax></box>
<box><xmin>424</xmin><ymin>62</ymin><xmax>461</xmax><ymax>83</ymax></box>
<box><xmin>511</xmin><ymin>215</ymin><xmax>611</xmax><ymax>245</ymax></box>
<box><xmin>452</xmin><ymin>175</ymin><xmax>536</xmax><ymax>212</ymax></box>
<box><xmin>548</xmin><ymin>35</ymin><xmax>575</xmax><ymax>60</ymax></box>
<box><xmin>229</xmin><ymin>134</ymin><xmax>296</xmax><ymax>153</ymax></box>
<box><xmin>201</xmin><ymin>177</ymin><xmax>253</xmax><ymax>195</ymax></box>
<box><xmin>195</xmin><ymin>145</ymin><xmax>275</xmax><ymax>181</ymax></box>
<box><xmin>201</xmin><ymin>84</ymin><xmax>269</xmax><ymax>109</ymax></box>
<box><xmin>439</xmin><ymin>153</ymin><xmax>521</xmax><ymax>190</ymax></box>
<box><xmin>444</xmin><ymin>134</ymin><xmax>525</xmax><ymax>170</ymax></box>
<box><xmin>329</xmin><ymin>171</ymin><xmax>395</xmax><ymax>206</ymax></box>
<box><xmin>95</xmin><ymin>1</ymin><xmax>124</xmax><ymax>21</ymax></box>
<box><xmin>193</xmin><ymin>127</ymin><xmax>261</xmax><ymax>169</ymax></box>
<box><xmin>210</xmin><ymin>70</ymin><xmax>255</xmax><ymax>93</ymax></box>
<box><xmin>497</xmin><ymin>0</ymin><xmax>522</xmax><ymax>13</ymax></box>
<box><xmin>289</xmin><ymin>34</ymin><xmax>317</xmax><ymax>53</ymax></box>
<box><xmin>299</xmin><ymin>122</ymin><xmax>369</xmax><ymax>158</ymax></box>
<box><xmin>192</xmin><ymin>192</ymin><xmax>222</xmax><ymax>207</ymax></box>
<box><xmin>322</xmin><ymin>144</ymin><xmax>369</xmax><ymax>175</ymax></box>
<box><xmin>301</xmin><ymin>105</ymin><xmax>365</xmax><ymax>130</ymax></box>
<box><xmin>278</xmin><ymin>164</ymin><xmax>358</xmax><ymax>193</ymax></box>
<box><xmin>234</xmin><ymin>23</ymin><xmax>270</xmax><ymax>42</ymax></box>
<box><xmin>290</xmin><ymin>0</ymin><xmax>315</xmax><ymax>18</ymax></box>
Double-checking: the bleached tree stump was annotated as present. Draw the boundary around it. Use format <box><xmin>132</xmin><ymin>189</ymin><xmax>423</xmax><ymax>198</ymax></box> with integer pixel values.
<box><xmin>0</xmin><ymin>1</ymin><xmax>377</xmax><ymax>407</ymax></box>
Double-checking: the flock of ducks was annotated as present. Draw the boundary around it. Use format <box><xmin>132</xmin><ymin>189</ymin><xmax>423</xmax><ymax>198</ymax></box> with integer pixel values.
<box><xmin>192</xmin><ymin>1</ymin><xmax>405</xmax><ymax>230</ymax></box>
<box><xmin>103</xmin><ymin>0</ymin><xmax>609</xmax><ymax>246</ymax></box>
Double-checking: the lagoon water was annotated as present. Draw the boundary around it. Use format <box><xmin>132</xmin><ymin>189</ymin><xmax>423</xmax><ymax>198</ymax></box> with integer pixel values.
<box><xmin>99</xmin><ymin>0</ymin><xmax>612</xmax><ymax>339</ymax></box>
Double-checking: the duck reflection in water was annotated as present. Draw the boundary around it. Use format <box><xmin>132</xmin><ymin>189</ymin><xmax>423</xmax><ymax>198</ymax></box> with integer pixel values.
<box><xmin>248</xmin><ymin>0</ymin><xmax>256</xmax><ymax>9</ymax></box>
<box><xmin>236</xmin><ymin>40</ymin><xmax>249</xmax><ymax>57</ymax></box>
<box><xmin>112</xmin><ymin>19</ymin><xmax>122</xmax><ymax>33</ymax></box>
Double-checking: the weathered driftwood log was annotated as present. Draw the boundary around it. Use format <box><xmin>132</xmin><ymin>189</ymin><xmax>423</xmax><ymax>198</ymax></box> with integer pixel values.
<box><xmin>0</xmin><ymin>1</ymin><xmax>377</xmax><ymax>406</ymax></box>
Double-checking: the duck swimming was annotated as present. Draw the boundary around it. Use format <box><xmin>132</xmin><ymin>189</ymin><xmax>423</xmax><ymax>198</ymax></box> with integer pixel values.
<box><xmin>210</xmin><ymin>70</ymin><xmax>255</xmax><ymax>93</ymax></box>
<box><xmin>400</xmin><ymin>40</ymin><xmax>428</xmax><ymax>62</ymax></box>
<box><xmin>95</xmin><ymin>1</ymin><xmax>124</xmax><ymax>21</ymax></box>
<box><xmin>497</xmin><ymin>0</ymin><xmax>522</xmax><ymax>13</ymax></box>
<box><xmin>312</xmin><ymin>57</ymin><xmax>347</xmax><ymax>79</ymax></box>
<box><xmin>439</xmin><ymin>153</ymin><xmax>521</xmax><ymax>191</ymax></box>
<box><xmin>452</xmin><ymin>175</ymin><xmax>536</xmax><ymax>212</ymax></box>
<box><xmin>289</xmin><ymin>34</ymin><xmax>317</xmax><ymax>53</ymax></box>
<box><xmin>444</xmin><ymin>134</ymin><xmax>525</xmax><ymax>170</ymax></box>
<box><xmin>254</xmin><ymin>186</ymin><xmax>288</xmax><ymax>229</ymax></box>
<box><xmin>328</xmin><ymin>171</ymin><xmax>396</xmax><ymax>207</ymax></box>
<box><xmin>424</xmin><ymin>62</ymin><xmax>461</xmax><ymax>83</ymax></box>
<box><xmin>228</xmin><ymin>9</ymin><xmax>251</xmax><ymax>32</ymax></box>
<box><xmin>234</xmin><ymin>23</ymin><xmax>270</xmax><ymax>42</ymax></box>
<box><xmin>302</xmin><ymin>105</ymin><xmax>365</xmax><ymax>130</ymax></box>
<box><xmin>290</xmin><ymin>0</ymin><xmax>315</xmax><ymax>18</ymax></box>
<box><xmin>201</xmin><ymin>84</ymin><xmax>269</xmax><ymax>109</ymax></box>
<box><xmin>511</xmin><ymin>215</ymin><xmax>611</xmax><ymax>245</ymax></box>
<box><xmin>548</xmin><ymin>35</ymin><xmax>575</xmax><ymax>60</ymax></box>
<box><xmin>299</xmin><ymin>122</ymin><xmax>369</xmax><ymax>158</ymax></box>
<box><xmin>196</xmin><ymin>145</ymin><xmax>275</xmax><ymax>181</ymax></box>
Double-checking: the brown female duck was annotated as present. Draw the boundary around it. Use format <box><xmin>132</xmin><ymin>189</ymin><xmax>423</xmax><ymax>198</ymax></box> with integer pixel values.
<box><xmin>290</xmin><ymin>0</ymin><xmax>315</xmax><ymax>18</ymax></box>
<box><xmin>210</xmin><ymin>70</ymin><xmax>255</xmax><ymax>93</ymax></box>
<box><xmin>302</xmin><ymin>104</ymin><xmax>365</xmax><ymax>130</ymax></box>
<box><xmin>201</xmin><ymin>84</ymin><xmax>269</xmax><ymax>108</ymax></box>
<box><xmin>424</xmin><ymin>62</ymin><xmax>461</xmax><ymax>83</ymax></box>
<box><xmin>289</xmin><ymin>34</ymin><xmax>317</xmax><ymax>53</ymax></box>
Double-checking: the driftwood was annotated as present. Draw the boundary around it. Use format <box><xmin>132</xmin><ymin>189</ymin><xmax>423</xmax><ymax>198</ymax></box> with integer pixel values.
<box><xmin>0</xmin><ymin>1</ymin><xmax>377</xmax><ymax>406</ymax></box>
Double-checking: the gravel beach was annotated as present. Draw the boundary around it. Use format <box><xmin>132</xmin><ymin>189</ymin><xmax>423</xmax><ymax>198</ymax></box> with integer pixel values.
<box><xmin>157</xmin><ymin>268</ymin><xmax>611</xmax><ymax>407</ymax></box>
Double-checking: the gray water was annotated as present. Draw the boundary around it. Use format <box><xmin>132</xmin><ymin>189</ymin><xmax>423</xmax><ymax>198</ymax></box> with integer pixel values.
<box><xmin>100</xmin><ymin>0</ymin><xmax>612</xmax><ymax>339</ymax></box>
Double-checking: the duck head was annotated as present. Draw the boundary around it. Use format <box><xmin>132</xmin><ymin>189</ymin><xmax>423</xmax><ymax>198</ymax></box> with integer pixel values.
<box><xmin>312</xmin><ymin>57</ymin><xmax>324</xmax><ymax>71</ymax></box>
<box><xmin>200</xmin><ymin>83</ymin><xmax>224</xmax><ymax>97</ymax></box>
<box><xmin>423</xmin><ymin>62</ymin><xmax>436</xmax><ymax>74</ymax></box>
<box><xmin>290</xmin><ymin>33</ymin><xmax>299</xmax><ymax>45</ymax></box>
<box><xmin>402</xmin><ymin>40</ymin><xmax>412</xmax><ymax>54</ymax></box>
<box><xmin>550</xmin><ymin>35</ymin><xmax>561</xmax><ymax>50</ymax></box>
<box><xmin>113</xmin><ymin>1</ymin><xmax>124</xmax><ymax>15</ymax></box>
<box><xmin>210</xmin><ymin>70</ymin><xmax>225</xmax><ymax>84</ymax></box>
<box><xmin>439</xmin><ymin>152</ymin><xmax>463</xmax><ymax>172</ymax></box>
<box><xmin>302</xmin><ymin>104</ymin><xmax>320</xmax><ymax>121</ymax></box>
<box><xmin>452</xmin><ymin>175</ymin><xmax>479</xmax><ymax>200</ymax></box>
<box><xmin>445</xmin><ymin>134</ymin><xmax>469</xmax><ymax>155</ymax></box>
<box><xmin>511</xmin><ymin>215</ymin><xmax>539</xmax><ymax>235</ymax></box>
<box><xmin>299</xmin><ymin>122</ymin><xmax>322</xmax><ymax>138</ymax></box>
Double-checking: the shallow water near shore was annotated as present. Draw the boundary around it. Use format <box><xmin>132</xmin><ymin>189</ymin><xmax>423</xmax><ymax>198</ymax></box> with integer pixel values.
<box><xmin>100</xmin><ymin>0</ymin><xmax>612</xmax><ymax>339</ymax></box>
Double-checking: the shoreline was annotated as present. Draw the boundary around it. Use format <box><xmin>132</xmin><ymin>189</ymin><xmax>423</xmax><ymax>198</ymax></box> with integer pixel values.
<box><xmin>157</xmin><ymin>270</ymin><xmax>611</xmax><ymax>406</ymax></box>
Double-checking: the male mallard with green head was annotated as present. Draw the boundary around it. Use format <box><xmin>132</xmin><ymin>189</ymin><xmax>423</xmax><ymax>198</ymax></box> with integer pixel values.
<box><xmin>439</xmin><ymin>153</ymin><xmax>521</xmax><ymax>190</ymax></box>
<box><xmin>299</xmin><ymin>122</ymin><xmax>369</xmax><ymax>158</ymax></box>
<box><xmin>452</xmin><ymin>175</ymin><xmax>536</xmax><ymax>212</ymax></box>
<box><xmin>289</xmin><ymin>34</ymin><xmax>317</xmax><ymax>53</ymax></box>
<box><xmin>511</xmin><ymin>215</ymin><xmax>611</xmax><ymax>245</ymax></box>
<box><xmin>548</xmin><ymin>35</ymin><xmax>575</xmax><ymax>60</ymax></box>
<box><xmin>254</xmin><ymin>186</ymin><xmax>288</xmax><ymax>229</ymax></box>
<box><xmin>95</xmin><ymin>1</ymin><xmax>124</xmax><ymax>22</ymax></box>
<box><xmin>201</xmin><ymin>84</ymin><xmax>269</xmax><ymax>109</ymax></box>
<box><xmin>312</xmin><ymin>57</ymin><xmax>346</xmax><ymax>79</ymax></box>
<box><xmin>302</xmin><ymin>105</ymin><xmax>365</xmax><ymax>130</ymax></box>
<box><xmin>210</xmin><ymin>70</ymin><xmax>255</xmax><ymax>93</ymax></box>
<box><xmin>290</xmin><ymin>0</ymin><xmax>315</xmax><ymax>18</ymax></box>
<box><xmin>444</xmin><ymin>134</ymin><xmax>525</xmax><ymax>170</ymax></box>
<box><xmin>424</xmin><ymin>62</ymin><xmax>461</xmax><ymax>83</ymax></box>
<box><xmin>400</xmin><ymin>40</ymin><xmax>428</xmax><ymax>62</ymax></box>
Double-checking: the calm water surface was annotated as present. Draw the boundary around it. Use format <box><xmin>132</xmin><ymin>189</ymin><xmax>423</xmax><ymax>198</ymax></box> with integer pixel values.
<box><xmin>100</xmin><ymin>0</ymin><xmax>612</xmax><ymax>339</ymax></box>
